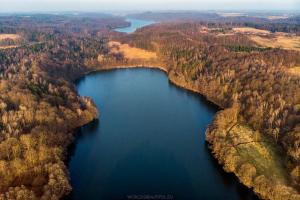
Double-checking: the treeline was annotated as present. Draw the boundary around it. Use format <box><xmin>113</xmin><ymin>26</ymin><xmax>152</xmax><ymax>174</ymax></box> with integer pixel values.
<box><xmin>243</xmin><ymin>22</ymin><xmax>300</xmax><ymax>34</ymax></box>
<box><xmin>227</xmin><ymin>45</ymin><xmax>272</xmax><ymax>52</ymax></box>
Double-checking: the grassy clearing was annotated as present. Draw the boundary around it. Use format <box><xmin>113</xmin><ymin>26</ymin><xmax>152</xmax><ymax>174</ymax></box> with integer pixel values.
<box><xmin>207</xmin><ymin>110</ymin><xmax>300</xmax><ymax>199</ymax></box>
<box><xmin>250</xmin><ymin>35</ymin><xmax>300</xmax><ymax>51</ymax></box>
<box><xmin>0</xmin><ymin>34</ymin><xmax>21</xmax><ymax>41</ymax></box>
<box><xmin>0</xmin><ymin>45</ymin><xmax>19</xmax><ymax>49</ymax></box>
<box><xmin>288</xmin><ymin>67</ymin><xmax>300</xmax><ymax>76</ymax></box>
<box><xmin>0</xmin><ymin>34</ymin><xmax>22</xmax><ymax>49</ymax></box>
<box><xmin>229</xmin><ymin>125</ymin><xmax>289</xmax><ymax>184</ymax></box>
<box><xmin>108</xmin><ymin>41</ymin><xmax>157</xmax><ymax>60</ymax></box>
<box><xmin>267</xmin><ymin>15</ymin><xmax>289</xmax><ymax>20</ymax></box>
<box><xmin>218</xmin><ymin>13</ymin><xmax>245</xmax><ymax>17</ymax></box>
<box><xmin>233</xmin><ymin>27</ymin><xmax>271</xmax><ymax>35</ymax></box>
<box><xmin>231</xmin><ymin>27</ymin><xmax>300</xmax><ymax>51</ymax></box>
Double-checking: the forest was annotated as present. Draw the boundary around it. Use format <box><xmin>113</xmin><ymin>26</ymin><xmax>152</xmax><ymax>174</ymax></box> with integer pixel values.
<box><xmin>0</xmin><ymin>12</ymin><xmax>299</xmax><ymax>199</ymax></box>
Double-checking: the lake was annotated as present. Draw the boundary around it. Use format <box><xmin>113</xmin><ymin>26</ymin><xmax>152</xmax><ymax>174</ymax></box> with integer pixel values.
<box><xmin>67</xmin><ymin>68</ymin><xmax>258</xmax><ymax>200</ymax></box>
<box><xmin>114</xmin><ymin>18</ymin><xmax>155</xmax><ymax>33</ymax></box>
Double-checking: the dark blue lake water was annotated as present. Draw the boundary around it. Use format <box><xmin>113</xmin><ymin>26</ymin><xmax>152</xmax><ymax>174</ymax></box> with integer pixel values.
<box><xmin>68</xmin><ymin>68</ymin><xmax>258</xmax><ymax>200</ymax></box>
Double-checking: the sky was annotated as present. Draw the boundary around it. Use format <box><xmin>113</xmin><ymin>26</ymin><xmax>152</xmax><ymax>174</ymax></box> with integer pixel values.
<box><xmin>0</xmin><ymin>0</ymin><xmax>299</xmax><ymax>13</ymax></box>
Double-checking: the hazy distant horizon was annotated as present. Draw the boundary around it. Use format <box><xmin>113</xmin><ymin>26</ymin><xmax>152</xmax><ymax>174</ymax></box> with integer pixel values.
<box><xmin>0</xmin><ymin>9</ymin><xmax>300</xmax><ymax>15</ymax></box>
<box><xmin>1</xmin><ymin>0</ymin><xmax>299</xmax><ymax>13</ymax></box>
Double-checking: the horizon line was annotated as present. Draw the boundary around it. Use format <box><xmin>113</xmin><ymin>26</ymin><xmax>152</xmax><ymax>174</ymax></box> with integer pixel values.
<box><xmin>0</xmin><ymin>9</ymin><xmax>300</xmax><ymax>14</ymax></box>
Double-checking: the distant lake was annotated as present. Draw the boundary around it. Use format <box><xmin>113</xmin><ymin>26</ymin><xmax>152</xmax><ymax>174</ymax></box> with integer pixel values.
<box><xmin>67</xmin><ymin>68</ymin><xmax>258</xmax><ymax>200</ymax></box>
<box><xmin>114</xmin><ymin>18</ymin><xmax>155</xmax><ymax>33</ymax></box>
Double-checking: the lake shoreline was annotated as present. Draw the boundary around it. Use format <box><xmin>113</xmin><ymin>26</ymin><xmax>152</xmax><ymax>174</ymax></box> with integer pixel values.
<box><xmin>70</xmin><ymin>63</ymin><xmax>299</xmax><ymax>200</ymax></box>
<box><xmin>67</xmin><ymin>18</ymin><xmax>299</xmax><ymax>200</ymax></box>
<box><xmin>71</xmin><ymin>65</ymin><xmax>256</xmax><ymax>199</ymax></box>
<box><xmin>76</xmin><ymin>64</ymin><xmax>222</xmax><ymax>109</ymax></box>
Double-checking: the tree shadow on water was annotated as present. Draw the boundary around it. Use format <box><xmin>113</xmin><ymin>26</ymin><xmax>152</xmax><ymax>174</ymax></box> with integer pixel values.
<box><xmin>64</xmin><ymin>119</ymin><xmax>100</xmax><ymax>169</ymax></box>
<box><xmin>63</xmin><ymin>119</ymin><xmax>100</xmax><ymax>200</ymax></box>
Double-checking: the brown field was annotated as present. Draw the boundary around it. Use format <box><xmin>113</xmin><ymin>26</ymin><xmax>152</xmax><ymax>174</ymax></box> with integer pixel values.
<box><xmin>288</xmin><ymin>67</ymin><xmax>300</xmax><ymax>76</ymax></box>
<box><xmin>108</xmin><ymin>41</ymin><xmax>157</xmax><ymax>60</ymax></box>
<box><xmin>0</xmin><ymin>45</ymin><xmax>19</xmax><ymax>49</ymax></box>
<box><xmin>250</xmin><ymin>35</ymin><xmax>300</xmax><ymax>51</ymax></box>
<box><xmin>0</xmin><ymin>34</ymin><xmax>21</xmax><ymax>41</ymax></box>
<box><xmin>218</xmin><ymin>12</ymin><xmax>245</xmax><ymax>17</ymax></box>
<box><xmin>233</xmin><ymin>27</ymin><xmax>271</xmax><ymax>35</ymax></box>
<box><xmin>0</xmin><ymin>34</ymin><xmax>22</xmax><ymax>49</ymax></box>
<box><xmin>267</xmin><ymin>15</ymin><xmax>289</xmax><ymax>20</ymax></box>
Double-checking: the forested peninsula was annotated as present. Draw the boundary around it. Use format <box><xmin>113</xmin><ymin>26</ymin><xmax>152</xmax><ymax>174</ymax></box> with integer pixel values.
<box><xmin>0</xmin><ymin>13</ymin><xmax>299</xmax><ymax>199</ymax></box>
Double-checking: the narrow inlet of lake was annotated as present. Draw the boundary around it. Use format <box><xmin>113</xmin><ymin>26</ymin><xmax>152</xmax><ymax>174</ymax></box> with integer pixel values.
<box><xmin>114</xmin><ymin>18</ymin><xmax>155</xmax><ymax>33</ymax></box>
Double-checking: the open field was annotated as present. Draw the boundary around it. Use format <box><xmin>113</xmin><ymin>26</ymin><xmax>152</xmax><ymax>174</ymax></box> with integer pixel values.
<box><xmin>250</xmin><ymin>35</ymin><xmax>300</xmax><ymax>51</ymax></box>
<box><xmin>0</xmin><ymin>45</ymin><xmax>19</xmax><ymax>49</ymax></box>
<box><xmin>233</xmin><ymin>27</ymin><xmax>271</xmax><ymax>35</ymax></box>
<box><xmin>0</xmin><ymin>34</ymin><xmax>22</xmax><ymax>49</ymax></box>
<box><xmin>231</xmin><ymin>27</ymin><xmax>300</xmax><ymax>51</ymax></box>
<box><xmin>0</xmin><ymin>34</ymin><xmax>21</xmax><ymax>41</ymax></box>
<box><xmin>288</xmin><ymin>67</ymin><xmax>300</xmax><ymax>76</ymax></box>
<box><xmin>108</xmin><ymin>41</ymin><xmax>157</xmax><ymax>60</ymax></box>
<box><xmin>267</xmin><ymin>15</ymin><xmax>289</xmax><ymax>20</ymax></box>
<box><xmin>218</xmin><ymin>12</ymin><xmax>246</xmax><ymax>17</ymax></box>
<box><xmin>230</xmin><ymin>125</ymin><xmax>288</xmax><ymax>184</ymax></box>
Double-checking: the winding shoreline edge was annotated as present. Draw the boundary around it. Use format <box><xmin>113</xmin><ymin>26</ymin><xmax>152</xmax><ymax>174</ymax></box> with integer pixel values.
<box><xmin>71</xmin><ymin>64</ymin><xmax>300</xmax><ymax>200</ymax></box>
